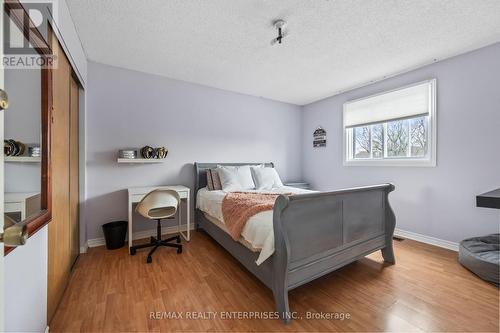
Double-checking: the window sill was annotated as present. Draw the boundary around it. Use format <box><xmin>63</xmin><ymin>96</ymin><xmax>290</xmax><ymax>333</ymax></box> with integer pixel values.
<box><xmin>344</xmin><ymin>158</ymin><xmax>436</xmax><ymax>167</ymax></box>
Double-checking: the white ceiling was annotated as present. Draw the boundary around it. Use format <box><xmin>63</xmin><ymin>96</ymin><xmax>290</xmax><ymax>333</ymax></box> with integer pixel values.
<box><xmin>66</xmin><ymin>0</ymin><xmax>500</xmax><ymax>105</ymax></box>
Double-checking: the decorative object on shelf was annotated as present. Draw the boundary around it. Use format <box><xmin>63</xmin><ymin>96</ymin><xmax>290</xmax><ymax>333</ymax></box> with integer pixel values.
<box><xmin>4</xmin><ymin>139</ymin><xmax>16</xmax><ymax>156</ymax></box>
<box><xmin>28</xmin><ymin>145</ymin><xmax>41</xmax><ymax>157</ymax></box>
<box><xmin>4</xmin><ymin>140</ymin><xmax>12</xmax><ymax>156</ymax></box>
<box><xmin>119</xmin><ymin>149</ymin><xmax>137</xmax><ymax>159</ymax></box>
<box><xmin>155</xmin><ymin>147</ymin><xmax>168</xmax><ymax>159</ymax></box>
<box><xmin>140</xmin><ymin>146</ymin><xmax>156</xmax><ymax>159</ymax></box>
<box><xmin>138</xmin><ymin>146</ymin><xmax>168</xmax><ymax>159</ymax></box>
<box><xmin>313</xmin><ymin>127</ymin><xmax>327</xmax><ymax>148</ymax></box>
<box><xmin>16</xmin><ymin>141</ymin><xmax>25</xmax><ymax>156</ymax></box>
<box><xmin>4</xmin><ymin>139</ymin><xmax>26</xmax><ymax>156</ymax></box>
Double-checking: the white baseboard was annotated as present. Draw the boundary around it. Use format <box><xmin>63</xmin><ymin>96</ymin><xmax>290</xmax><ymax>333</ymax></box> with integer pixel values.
<box><xmin>394</xmin><ymin>228</ymin><xmax>459</xmax><ymax>251</ymax></box>
<box><xmin>86</xmin><ymin>236</ymin><xmax>105</xmax><ymax>248</ymax></box>
<box><xmin>79</xmin><ymin>242</ymin><xmax>89</xmax><ymax>254</ymax></box>
<box><xmin>86</xmin><ymin>223</ymin><xmax>195</xmax><ymax>249</ymax></box>
<box><xmin>84</xmin><ymin>225</ymin><xmax>457</xmax><ymax>252</ymax></box>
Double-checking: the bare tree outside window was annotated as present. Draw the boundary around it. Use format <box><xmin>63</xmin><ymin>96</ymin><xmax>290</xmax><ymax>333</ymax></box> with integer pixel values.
<box><xmin>410</xmin><ymin>116</ymin><xmax>427</xmax><ymax>157</ymax></box>
<box><xmin>372</xmin><ymin>124</ymin><xmax>383</xmax><ymax>158</ymax></box>
<box><xmin>351</xmin><ymin>115</ymin><xmax>428</xmax><ymax>161</ymax></box>
<box><xmin>354</xmin><ymin>126</ymin><xmax>370</xmax><ymax>158</ymax></box>
<box><xmin>387</xmin><ymin>120</ymin><xmax>409</xmax><ymax>157</ymax></box>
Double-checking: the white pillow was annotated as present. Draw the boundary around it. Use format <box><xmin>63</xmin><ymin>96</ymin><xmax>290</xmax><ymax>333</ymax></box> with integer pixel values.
<box><xmin>216</xmin><ymin>165</ymin><xmax>256</xmax><ymax>191</ymax></box>
<box><xmin>250</xmin><ymin>166</ymin><xmax>283</xmax><ymax>190</ymax></box>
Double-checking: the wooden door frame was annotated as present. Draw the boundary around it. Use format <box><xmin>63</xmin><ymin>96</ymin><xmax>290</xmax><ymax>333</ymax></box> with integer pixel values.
<box><xmin>4</xmin><ymin>0</ymin><xmax>53</xmax><ymax>255</ymax></box>
<box><xmin>69</xmin><ymin>75</ymin><xmax>80</xmax><ymax>267</ymax></box>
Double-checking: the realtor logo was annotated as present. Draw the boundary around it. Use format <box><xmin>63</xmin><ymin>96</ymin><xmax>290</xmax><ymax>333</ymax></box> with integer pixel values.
<box><xmin>2</xmin><ymin>0</ymin><xmax>56</xmax><ymax>68</ymax></box>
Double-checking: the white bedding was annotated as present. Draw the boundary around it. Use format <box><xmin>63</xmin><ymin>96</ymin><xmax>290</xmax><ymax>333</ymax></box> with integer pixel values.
<box><xmin>196</xmin><ymin>186</ymin><xmax>313</xmax><ymax>265</ymax></box>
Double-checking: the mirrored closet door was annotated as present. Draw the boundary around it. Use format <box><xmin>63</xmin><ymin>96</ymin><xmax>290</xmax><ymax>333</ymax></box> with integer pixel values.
<box><xmin>3</xmin><ymin>1</ymin><xmax>52</xmax><ymax>252</ymax></box>
<box><xmin>4</xmin><ymin>67</ymin><xmax>43</xmax><ymax>223</ymax></box>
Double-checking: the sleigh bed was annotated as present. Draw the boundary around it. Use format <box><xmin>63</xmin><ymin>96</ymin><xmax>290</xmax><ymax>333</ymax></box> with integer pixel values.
<box><xmin>194</xmin><ymin>162</ymin><xmax>396</xmax><ymax>323</ymax></box>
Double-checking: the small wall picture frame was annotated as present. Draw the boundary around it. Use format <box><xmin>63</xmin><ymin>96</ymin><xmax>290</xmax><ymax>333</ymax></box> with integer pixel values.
<box><xmin>313</xmin><ymin>127</ymin><xmax>327</xmax><ymax>148</ymax></box>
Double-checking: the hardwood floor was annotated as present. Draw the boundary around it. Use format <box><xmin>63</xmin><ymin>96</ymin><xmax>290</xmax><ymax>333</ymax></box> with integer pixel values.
<box><xmin>50</xmin><ymin>232</ymin><xmax>499</xmax><ymax>332</ymax></box>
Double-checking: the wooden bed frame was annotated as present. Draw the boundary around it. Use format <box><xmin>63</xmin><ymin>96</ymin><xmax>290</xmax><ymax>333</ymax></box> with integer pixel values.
<box><xmin>194</xmin><ymin>162</ymin><xmax>396</xmax><ymax>323</ymax></box>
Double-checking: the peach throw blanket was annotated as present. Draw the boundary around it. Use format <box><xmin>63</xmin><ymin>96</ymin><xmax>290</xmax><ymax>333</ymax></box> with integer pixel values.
<box><xmin>222</xmin><ymin>192</ymin><xmax>282</xmax><ymax>241</ymax></box>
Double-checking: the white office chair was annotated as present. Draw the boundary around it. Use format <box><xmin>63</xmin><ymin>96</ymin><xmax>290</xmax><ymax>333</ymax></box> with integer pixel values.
<box><xmin>130</xmin><ymin>189</ymin><xmax>182</xmax><ymax>263</ymax></box>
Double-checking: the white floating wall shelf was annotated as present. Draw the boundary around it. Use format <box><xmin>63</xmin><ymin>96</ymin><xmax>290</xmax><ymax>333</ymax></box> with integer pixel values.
<box><xmin>5</xmin><ymin>156</ymin><xmax>41</xmax><ymax>163</ymax></box>
<box><xmin>117</xmin><ymin>158</ymin><xmax>165</xmax><ymax>164</ymax></box>
<box><xmin>117</xmin><ymin>147</ymin><xmax>168</xmax><ymax>164</ymax></box>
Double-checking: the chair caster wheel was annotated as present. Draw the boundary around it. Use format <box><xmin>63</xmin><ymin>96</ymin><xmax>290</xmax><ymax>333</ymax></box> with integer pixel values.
<box><xmin>177</xmin><ymin>247</ymin><xmax>182</xmax><ymax>254</ymax></box>
<box><xmin>147</xmin><ymin>256</ymin><xmax>152</xmax><ymax>263</ymax></box>
<box><xmin>130</xmin><ymin>248</ymin><xmax>136</xmax><ymax>255</ymax></box>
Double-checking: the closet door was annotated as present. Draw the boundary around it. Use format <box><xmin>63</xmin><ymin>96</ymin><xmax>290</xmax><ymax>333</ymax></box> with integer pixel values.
<box><xmin>47</xmin><ymin>34</ymin><xmax>71</xmax><ymax>322</ymax></box>
<box><xmin>69</xmin><ymin>77</ymin><xmax>79</xmax><ymax>266</ymax></box>
<box><xmin>47</xmin><ymin>31</ymin><xmax>81</xmax><ymax>323</ymax></box>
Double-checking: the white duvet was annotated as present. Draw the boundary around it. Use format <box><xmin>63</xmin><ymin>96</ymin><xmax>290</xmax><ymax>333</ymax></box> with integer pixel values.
<box><xmin>196</xmin><ymin>186</ymin><xmax>313</xmax><ymax>265</ymax></box>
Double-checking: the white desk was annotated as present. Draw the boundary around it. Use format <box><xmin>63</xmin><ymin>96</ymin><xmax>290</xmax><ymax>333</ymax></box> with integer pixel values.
<box><xmin>127</xmin><ymin>185</ymin><xmax>190</xmax><ymax>253</ymax></box>
<box><xmin>5</xmin><ymin>192</ymin><xmax>41</xmax><ymax>220</ymax></box>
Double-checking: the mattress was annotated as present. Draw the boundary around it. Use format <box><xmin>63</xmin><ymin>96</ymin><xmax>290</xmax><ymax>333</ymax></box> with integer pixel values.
<box><xmin>196</xmin><ymin>186</ymin><xmax>313</xmax><ymax>265</ymax></box>
<box><xmin>202</xmin><ymin>212</ymin><xmax>260</xmax><ymax>252</ymax></box>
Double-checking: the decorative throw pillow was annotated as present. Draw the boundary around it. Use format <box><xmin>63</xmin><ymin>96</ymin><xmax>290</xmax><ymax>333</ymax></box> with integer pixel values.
<box><xmin>216</xmin><ymin>165</ymin><xmax>255</xmax><ymax>191</ymax></box>
<box><xmin>206</xmin><ymin>169</ymin><xmax>223</xmax><ymax>191</ymax></box>
<box><xmin>210</xmin><ymin>169</ymin><xmax>222</xmax><ymax>190</ymax></box>
<box><xmin>250</xmin><ymin>166</ymin><xmax>283</xmax><ymax>190</ymax></box>
<box><xmin>206</xmin><ymin>169</ymin><xmax>215</xmax><ymax>190</ymax></box>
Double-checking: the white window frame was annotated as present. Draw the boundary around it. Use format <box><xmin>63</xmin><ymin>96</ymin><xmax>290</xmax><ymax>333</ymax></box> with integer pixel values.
<box><xmin>343</xmin><ymin>79</ymin><xmax>437</xmax><ymax>167</ymax></box>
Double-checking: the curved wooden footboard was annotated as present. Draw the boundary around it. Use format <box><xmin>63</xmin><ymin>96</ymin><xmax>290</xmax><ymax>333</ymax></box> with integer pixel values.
<box><xmin>271</xmin><ymin>184</ymin><xmax>396</xmax><ymax>322</ymax></box>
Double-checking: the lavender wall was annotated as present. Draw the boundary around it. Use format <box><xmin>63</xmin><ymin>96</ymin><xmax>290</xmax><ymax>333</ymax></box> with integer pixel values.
<box><xmin>302</xmin><ymin>43</ymin><xmax>500</xmax><ymax>244</ymax></box>
<box><xmin>86</xmin><ymin>62</ymin><xmax>302</xmax><ymax>240</ymax></box>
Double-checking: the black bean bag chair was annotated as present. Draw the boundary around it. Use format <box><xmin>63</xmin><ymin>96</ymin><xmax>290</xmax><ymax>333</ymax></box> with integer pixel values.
<box><xmin>459</xmin><ymin>234</ymin><xmax>499</xmax><ymax>286</ymax></box>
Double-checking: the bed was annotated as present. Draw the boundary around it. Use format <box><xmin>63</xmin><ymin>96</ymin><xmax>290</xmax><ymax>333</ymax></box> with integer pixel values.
<box><xmin>194</xmin><ymin>162</ymin><xmax>396</xmax><ymax>323</ymax></box>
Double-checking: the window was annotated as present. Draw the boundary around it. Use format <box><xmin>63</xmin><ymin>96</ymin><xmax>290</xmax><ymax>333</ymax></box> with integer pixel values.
<box><xmin>343</xmin><ymin>79</ymin><xmax>436</xmax><ymax>166</ymax></box>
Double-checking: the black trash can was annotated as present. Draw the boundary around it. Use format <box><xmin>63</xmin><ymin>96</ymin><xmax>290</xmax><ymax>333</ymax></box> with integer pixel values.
<box><xmin>102</xmin><ymin>221</ymin><xmax>128</xmax><ymax>250</ymax></box>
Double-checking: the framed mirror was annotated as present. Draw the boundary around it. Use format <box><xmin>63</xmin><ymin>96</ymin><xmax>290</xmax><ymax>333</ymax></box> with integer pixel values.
<box><xmin>3</xmin><ymin>1</ymin><xmax>52</xmax><ymax>254</ymax></box>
